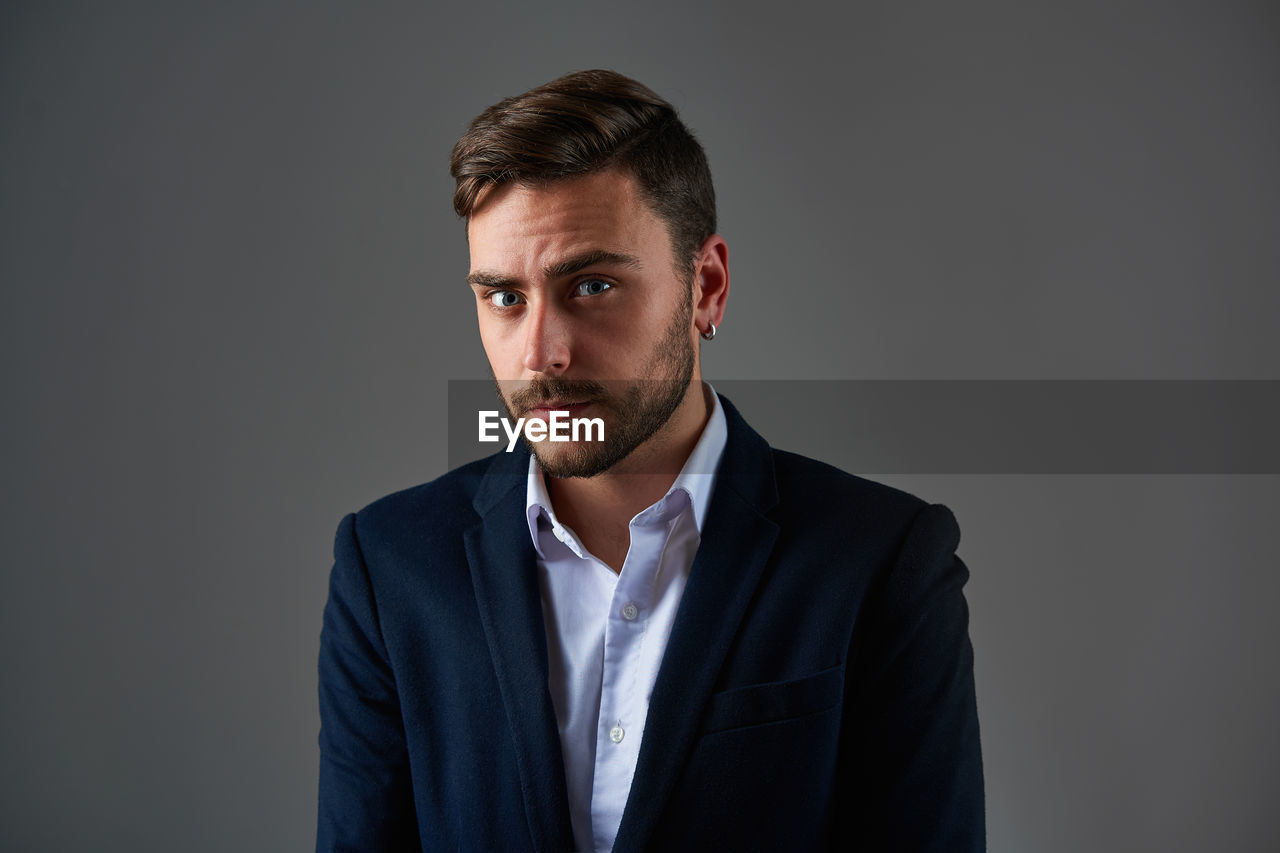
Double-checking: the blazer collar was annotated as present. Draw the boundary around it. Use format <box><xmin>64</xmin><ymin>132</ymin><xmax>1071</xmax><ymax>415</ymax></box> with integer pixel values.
<box><xmin>465</xmin><ymin>442</ymin><xmax>573</xmax><ymax>853</ymax></box>
<box><xmin>466</xmin><ymin>393</ymin><xmax>780</xmax><ymax>853</ymax></box>
<box><xmin>613</xmin><ymin>394</ymin><xmax>780</xmax><ymax>853</ymax></box>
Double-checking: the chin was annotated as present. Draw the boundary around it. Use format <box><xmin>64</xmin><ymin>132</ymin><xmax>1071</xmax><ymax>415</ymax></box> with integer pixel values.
<box><xmin>531</xmin><ymin>442</ymin><xmax>624</xmax><ymax>479</ymax></box>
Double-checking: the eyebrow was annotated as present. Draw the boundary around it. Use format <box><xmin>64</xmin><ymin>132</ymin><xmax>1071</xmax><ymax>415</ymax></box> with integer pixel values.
<box><xmin>467</xmin><ymin>249</ymin><xmax>643</xmax><ymax>288</ymax></box>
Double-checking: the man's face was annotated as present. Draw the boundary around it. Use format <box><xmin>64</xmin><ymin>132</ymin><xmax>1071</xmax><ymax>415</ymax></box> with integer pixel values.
<box><xmin>466</xmin><ymin>168</ymin><xmax>699</xmax><ymax>478</ymax></box>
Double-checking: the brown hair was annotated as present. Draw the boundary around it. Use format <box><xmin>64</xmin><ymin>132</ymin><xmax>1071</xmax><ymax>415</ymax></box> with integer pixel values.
<box><xmin>450</xmin><ymin>69</ymin><xmax>716</xmax><ymax>279</ymax></box>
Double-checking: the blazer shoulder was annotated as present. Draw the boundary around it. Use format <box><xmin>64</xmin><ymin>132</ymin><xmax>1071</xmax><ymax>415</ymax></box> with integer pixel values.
<box><xmin>345</xmin><ymin>454</ymin><xmax>499</xmax><ymax>562</ymax></box>
<box><xmin>767</xmin><ymin>447</ymin><xmax>961</xmax><ymax>552</ymax></box>
<box><xmin>770</xmin><ymin>447</ymin><xmax>929</xmax><ymax>517</ymax></box>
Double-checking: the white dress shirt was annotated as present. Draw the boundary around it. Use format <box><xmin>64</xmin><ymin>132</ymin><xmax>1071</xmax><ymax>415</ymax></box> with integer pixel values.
<box><xmin>525</xmin><ymin>385</ymin><xmax>728</xmax><ymax>853</ymax></box>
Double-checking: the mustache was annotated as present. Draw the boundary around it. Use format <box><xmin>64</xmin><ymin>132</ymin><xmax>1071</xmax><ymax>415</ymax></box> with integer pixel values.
<box><xmin>507</xmin><ymin>377</ymin><xmax>609</xmax><ymax>414</ymax></box>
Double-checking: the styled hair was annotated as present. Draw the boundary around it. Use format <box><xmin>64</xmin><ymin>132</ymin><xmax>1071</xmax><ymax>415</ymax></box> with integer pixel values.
<box><xmin>450</xmin><ymin>69</ymin><xmax>716</xmax><ymax>278</ymax></box>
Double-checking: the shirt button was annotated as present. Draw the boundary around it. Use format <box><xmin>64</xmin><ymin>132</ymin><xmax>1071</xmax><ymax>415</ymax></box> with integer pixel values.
<box><xmin>609</xmin><ymin>725</ymin><xmax>625</xmax><ymax>744</ymax></box>
<box><xmin>621</xmin><ymin>602</ymin><xmax>639</xmax><ymax>621</ymax></box>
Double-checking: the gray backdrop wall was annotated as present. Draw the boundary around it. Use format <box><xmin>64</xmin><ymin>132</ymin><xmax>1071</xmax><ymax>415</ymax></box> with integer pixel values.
<box><xmin>2</xmin><ymin>1</ymin><xmax>1277</xmax><ymax>851</ymax></box>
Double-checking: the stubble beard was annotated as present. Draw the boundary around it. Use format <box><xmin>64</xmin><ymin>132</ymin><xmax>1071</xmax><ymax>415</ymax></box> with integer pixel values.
<box><xmin>496</xmin><ymin>294</ymin><xmax>696</xmax><ymax>479</ymax></box>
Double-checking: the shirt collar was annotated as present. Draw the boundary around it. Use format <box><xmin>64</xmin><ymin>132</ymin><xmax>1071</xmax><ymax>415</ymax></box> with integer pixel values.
<box><xmin>524</xmin><ymin>382</ymin><xmax>729</xmax><ymax>558</ymax></box>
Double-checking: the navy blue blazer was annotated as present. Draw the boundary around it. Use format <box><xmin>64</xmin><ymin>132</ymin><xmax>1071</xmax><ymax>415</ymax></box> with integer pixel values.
<box><xmin>317</xmin><ymin>395</ymin><xmax>984</xmax><ymax>852</ymax></box>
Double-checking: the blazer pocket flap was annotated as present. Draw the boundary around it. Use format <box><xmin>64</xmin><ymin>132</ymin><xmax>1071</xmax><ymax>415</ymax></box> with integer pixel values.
<box><xmin>701</xmin><ymin>663</ymin><xmax>845</xmax><ymax>735</ymax></box>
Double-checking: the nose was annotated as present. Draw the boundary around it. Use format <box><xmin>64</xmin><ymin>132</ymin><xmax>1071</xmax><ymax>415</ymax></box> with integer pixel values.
<box><xmin>521</xmin><ymin>299</ymin><xmax>571</xmax><ymax>375</ymax></box>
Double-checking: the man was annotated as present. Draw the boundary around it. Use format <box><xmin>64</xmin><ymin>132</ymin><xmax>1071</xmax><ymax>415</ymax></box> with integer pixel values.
<box><xmin>318</xmin><ymin>69</ymin><xmax>984</xmax><ymax>852</ymax></box>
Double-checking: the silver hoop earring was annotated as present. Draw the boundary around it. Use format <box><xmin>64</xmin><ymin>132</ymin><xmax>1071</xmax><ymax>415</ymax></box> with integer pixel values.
<box><xmin>700</xmin><ymin>322</ymin><xmax>717</xmax><ymax>341</ymax></box>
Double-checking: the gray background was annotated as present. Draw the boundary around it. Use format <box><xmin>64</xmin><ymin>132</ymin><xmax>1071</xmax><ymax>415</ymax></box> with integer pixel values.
<box><xmin>2</xmin><ymin>1</ymin><xmax>1277</xmax><ymax>851</ymax></box>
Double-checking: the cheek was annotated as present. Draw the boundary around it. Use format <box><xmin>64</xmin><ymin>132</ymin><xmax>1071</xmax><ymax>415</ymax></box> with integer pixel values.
<box><xmin>585</xmin><ymin>326</ymin><xmax>635</xmax><ymax>364</ymax></box>
<box><xmin>475</xmin><ymin>319</ymin><xmax>513</xmax><ymax>371</ymax></box>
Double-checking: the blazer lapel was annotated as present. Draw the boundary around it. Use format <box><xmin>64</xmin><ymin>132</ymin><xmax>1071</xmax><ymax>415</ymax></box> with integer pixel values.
<box><xmin>613</xmin><ymin>396</ymin><xmax>782</xmax><ymax>853</ymax></box>
<box><xmin>464</xmin><ymin>448</ymin><xmax>574</xmax><ymax>853</ymax></box>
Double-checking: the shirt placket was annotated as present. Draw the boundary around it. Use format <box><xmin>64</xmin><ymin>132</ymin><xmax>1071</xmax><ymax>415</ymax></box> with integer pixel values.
<box><xmin>589</xmin><ymin>514</ymin><xmax>670</xmax><ymax>851</ymax></box>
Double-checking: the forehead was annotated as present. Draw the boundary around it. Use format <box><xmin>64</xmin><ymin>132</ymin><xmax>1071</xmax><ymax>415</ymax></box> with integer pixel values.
<box><xmin>467</xmin><ymin>169</ymin><xmax>665</xmax><ymax>271</ymax></box>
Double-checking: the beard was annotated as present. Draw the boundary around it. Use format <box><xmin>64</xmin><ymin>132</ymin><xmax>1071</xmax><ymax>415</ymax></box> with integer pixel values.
<box><xmin>494</xmin><ymin>295</ymin><xmax>696</xmax><ymax>479</ymax></box>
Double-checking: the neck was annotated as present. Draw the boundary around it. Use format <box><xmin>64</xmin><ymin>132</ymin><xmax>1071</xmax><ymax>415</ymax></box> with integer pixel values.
<box><xmin>545</xmin><ymin>381</ymin><xmax>712</xmax><ymax>572</ymax></box>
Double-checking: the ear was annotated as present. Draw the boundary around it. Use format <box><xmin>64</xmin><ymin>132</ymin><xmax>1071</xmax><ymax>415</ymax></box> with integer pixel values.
<box><xmin>692</xmin><ymin>234</ymin><xmax>729</xmax><ymax>333</ymax></box>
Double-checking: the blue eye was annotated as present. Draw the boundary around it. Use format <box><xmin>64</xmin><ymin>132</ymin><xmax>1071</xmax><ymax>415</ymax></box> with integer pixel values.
<box><xmin>487</xmin><ymin>290</ymin><xmax>522</xmax><ymax>308</ymax></box>
<box><xmin>574</xmin><ymin>279</ymin><xmax>612</xmax><ymax>296</ymax></box>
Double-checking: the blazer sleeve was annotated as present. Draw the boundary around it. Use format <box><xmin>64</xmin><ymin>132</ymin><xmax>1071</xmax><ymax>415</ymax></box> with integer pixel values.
<box><xmin>317</xmin><ymin>513</ymin><xmax>420</xmax><ymax>852</ymax></box>
<box><xmin>834</xmin><ymin>503</ymin><xmax>986</xmax><ymax>851</ymax></box>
